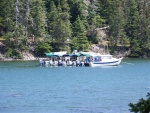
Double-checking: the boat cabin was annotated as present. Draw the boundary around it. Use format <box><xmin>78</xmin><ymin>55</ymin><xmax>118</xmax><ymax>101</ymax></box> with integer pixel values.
<box><xmin>93</xmin><ymin>55</ymin><xmax>112</xmax><ymax>62</ymax></box>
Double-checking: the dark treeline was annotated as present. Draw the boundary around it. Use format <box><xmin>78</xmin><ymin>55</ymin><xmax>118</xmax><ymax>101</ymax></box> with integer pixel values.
<box><xmin>0</xmin><ymin>0</ymin><xmax>150</xmax><ymax>58</ymax></box>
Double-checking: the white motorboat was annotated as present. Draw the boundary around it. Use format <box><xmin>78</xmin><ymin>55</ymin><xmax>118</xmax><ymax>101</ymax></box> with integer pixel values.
<box><xmin>89</xmin><ymin>54</ymin><xmax>123</xmax><ymax>67</ymax></box>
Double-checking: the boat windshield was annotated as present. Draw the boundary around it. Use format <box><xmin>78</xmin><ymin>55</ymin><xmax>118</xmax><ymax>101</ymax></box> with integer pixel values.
<box><xmin>94</xmin><ymin>56</ymin><xmax>101</xmax><ymax>61</ymax></box>
<box><xmin>94</xmin><ymin>55</ymin><xmax>112</xmax><ymax>61</ymax></box>
<box><xmin>101</xmin><ymin>55</ymin><xmax>112</xmax><ymax>60</ymax></box>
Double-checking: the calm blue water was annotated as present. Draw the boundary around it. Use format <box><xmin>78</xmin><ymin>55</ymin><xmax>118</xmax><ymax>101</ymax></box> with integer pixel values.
<box><xmin>0</xmin><ymin>59</ymin><xmax>150</xmax><ymax>113</ymax></box>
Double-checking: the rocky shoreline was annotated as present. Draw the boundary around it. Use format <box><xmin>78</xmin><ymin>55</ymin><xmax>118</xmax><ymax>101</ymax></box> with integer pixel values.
<box><xmin>0</xmin><ymin>52</ymin><xmax>37</xmax><ymax>61</ymax></box>
<box><xmin>0</xmin><ymin>46</ymin><xmax>149</xmax><ymax>61</ymax></box>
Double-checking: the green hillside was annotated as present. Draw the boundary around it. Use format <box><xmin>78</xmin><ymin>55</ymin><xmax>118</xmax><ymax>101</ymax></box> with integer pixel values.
<box><xmin>0</xmin><ymin>0</ymin><xmax>150</xmax><ymax>58</ymax></box>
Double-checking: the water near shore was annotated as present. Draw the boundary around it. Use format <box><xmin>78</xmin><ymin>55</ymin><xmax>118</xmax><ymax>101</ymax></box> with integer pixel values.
<box><xmin>0</xmin><ymin>59</ymin><xmax>150</xmax><ymax>113</ymax></box>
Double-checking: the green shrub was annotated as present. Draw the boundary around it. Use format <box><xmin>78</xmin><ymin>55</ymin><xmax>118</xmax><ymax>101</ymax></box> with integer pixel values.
<box><xmin>129</xmin><ymin>93</ymin><xmax>150</xmax><ymax>113</ymax></box>
<box><xmin>35</xmin><ymin>42</ymin><xmax>52</xmax><ymax>55</ymax></box>
<box><xmin>5</xmin><ymin>48</ymin><xmax>22</xmax><ymax>59</ymax></box>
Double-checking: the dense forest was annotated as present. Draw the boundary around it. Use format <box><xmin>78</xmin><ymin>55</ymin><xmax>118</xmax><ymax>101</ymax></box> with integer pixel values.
<box><xmin>0</xmin><ymin>0</ymin><xmax>150</xmax><ymax>58</ymax></box>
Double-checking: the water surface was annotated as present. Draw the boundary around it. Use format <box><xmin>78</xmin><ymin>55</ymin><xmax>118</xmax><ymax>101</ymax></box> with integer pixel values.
<box><xmin>0</xmin><ymin>59</ymin><xmax>150</xmax><ymax>113</ymax></box>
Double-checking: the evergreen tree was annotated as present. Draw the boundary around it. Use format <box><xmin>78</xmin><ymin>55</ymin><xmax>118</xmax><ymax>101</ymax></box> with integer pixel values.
<box><xmin>138</xmin><ymin>0</ymin><xmax>150</xmax><ymax>56</ymax></box>
<box><xmin>23</xmin><ymin>0</ymin><xmax>30</xmax><ymax>44</ymax></box>
<box><xmin>46</xmin><ymin>1</ymin><xmax>59</xmax><ymax>41</ymax></box>
<box><xmin>59</xmin><ymin>0</ymin><xmax>72</xmax><ymax>52</ymax></box>
<box><xmin>86</xmin><ymin>0</ymin><xmax>105</xmax><ymax>44</ymax></box>
<box><xmin>0</xmin><ymin>0</ymin><xmax>14</xmax><ymax>35</ymax></box>
<box><xmin>87</xmin><ymin>0</ymin><xmax>105</xmax><ymax>29</ymax></box>
<box><xmin>46</xmin><ymin>0</ymin><xmax>72</xmax><ymax>52</ymax></box>
<box><xmin>14</xmin><ymin>0</ymin><xmax>29</xmax><ymax>48</ymax></box>
<box><xmin>108</xmin><ymin>0</ymin><xmax>128</xmax><ymax>47</ymax></box>
<box><xmin>11</xmin><ymin>0</ymin><xmax>23</xmax><ymax>49</ymax></box>
<box><xmin>30</xmin><ymin>0</ymin><xmax>47</xmax><ymax>40</ymax></box>
<box><xmin>72</xmin><ymin>16</ymin><xmax>89</xmax><ymax>51</ymax></box>
<box><xmin>126</xmin><ymin>0</ymin><xmax>141</xmax><ymax>57</ymax></box>
<box><xmin>96</xmin><ymin>0</ymin><xmax>113</xmax><ymax>23</ymax></box>
<box><xmin>68</xmin><ymin>0</ymin><xmax>87</xmax><ymax>26</ymax></box>
<box><xmin>0</xmin><ymin>0</ymin><xmax>15</xmax><ymax>49</ymax></box>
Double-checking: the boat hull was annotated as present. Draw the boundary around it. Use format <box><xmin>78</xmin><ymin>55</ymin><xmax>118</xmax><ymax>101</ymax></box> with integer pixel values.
<box><xmin>90</xmin><ymin>57</ymin><xmax>123</xmax><ymax>67</ymax></box>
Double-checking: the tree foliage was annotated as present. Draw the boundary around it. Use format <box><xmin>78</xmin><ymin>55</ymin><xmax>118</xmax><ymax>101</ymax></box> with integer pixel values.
<box><xmin>125</xmin><ymin>0</ymin><xmax>141</xmax><ymax>57</ymax></box>
<box><xmin>72</xmin><ymin>16</ymin><xmax>89</xmax><ymax>51</ymax></box>
<box><xmin>129</xmin><ymin>93</ymin><xmax>150</xmax><ymax>113</ymax></box>
<box><xmin>35</xmin><ymin>42</ymin><xmax>52</xmax><ymax>55</ymax></box>
<box><xmin>0</xmin><ymin>0</ymin><xmax>150</xmax><ymax>57</ymax></box>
